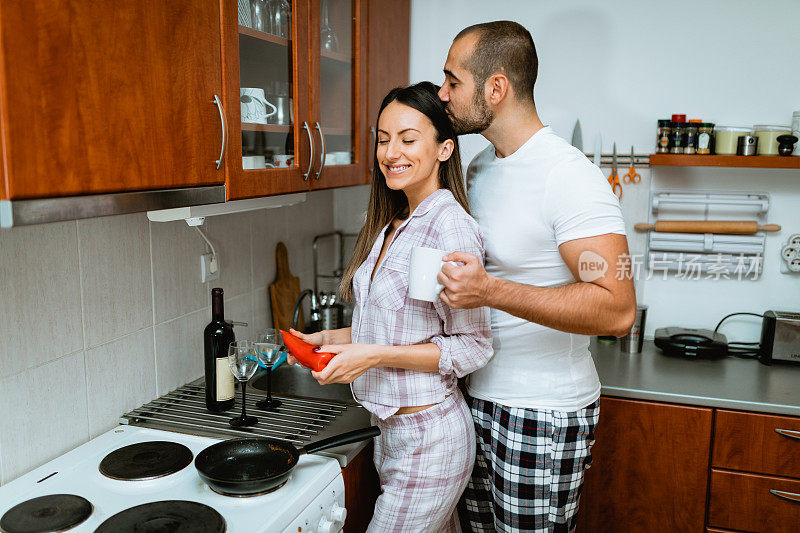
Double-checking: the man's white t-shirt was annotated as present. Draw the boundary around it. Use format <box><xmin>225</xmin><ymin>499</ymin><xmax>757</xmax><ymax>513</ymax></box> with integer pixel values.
<box><xmin>466</xmin><ymin>126</ymin><xmax>626</xmax><ymax>411</ymax></box>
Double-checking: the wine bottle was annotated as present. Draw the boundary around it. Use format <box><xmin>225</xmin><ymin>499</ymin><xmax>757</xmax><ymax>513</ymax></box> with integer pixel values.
<box><xmin>204</xmin><ymin>288</ymin><xmax>235</xmax><ymax>412</ymax></box>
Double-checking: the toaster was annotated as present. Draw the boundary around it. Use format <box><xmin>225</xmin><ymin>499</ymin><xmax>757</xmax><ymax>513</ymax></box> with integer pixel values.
<box><xmin>759</xmin><ymin>310</ymin><xmax>800</xmax><ymax>365</ymax></box>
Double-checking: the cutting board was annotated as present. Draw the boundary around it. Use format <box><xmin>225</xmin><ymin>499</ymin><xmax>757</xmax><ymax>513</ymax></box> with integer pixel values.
<box><xmin>269</xmin><ymin>242</ymin><xmax>304</xmax><ymax>332</ymax></box>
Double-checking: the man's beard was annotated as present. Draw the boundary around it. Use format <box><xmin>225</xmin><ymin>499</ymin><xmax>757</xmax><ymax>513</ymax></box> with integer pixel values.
<box><xmin>449</xmin><ymin>89</ymin><xmax>494</xmax><ymax>135</ymax></box>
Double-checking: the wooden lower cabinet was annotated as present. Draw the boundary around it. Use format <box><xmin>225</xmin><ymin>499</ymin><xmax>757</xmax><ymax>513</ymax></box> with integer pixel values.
<box><xmin>576</xmin><ymin>397</ymin><xmax>713</xmax><ymax>533</ymax></box>
<box><xmin>342</xmin><ymin>442</ymin><xmax>380</xmax><ymax>533</ymax></box>
<box><xmin>708</xmin><ymin>469</ymin><xmax>800</xmax><ymax>532</ymax></box>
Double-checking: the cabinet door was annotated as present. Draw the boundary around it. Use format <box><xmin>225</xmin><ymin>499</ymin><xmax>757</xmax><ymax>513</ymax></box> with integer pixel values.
<box><xmin>576</xmin><ymin>397</ymin><xmax>713</xmax><ymax>533</ymax></box>
<box><xmin>0</xmin><ymin>1</ymin><xmax>223</xmax><ymax>200</ymax></box>
<box><xmin>366</xmin><ymin>0</ymin><xmax>410</xmax><ymax>181</ymax></box>
<box><xmin>223</xmin><ymin>0</ymin><xmax>314</xmax><ymax>200</ymax></box>
<box><xmin>306</xmin><ymin>0</ymin><xmax>368</xmax><ymax>190</ymax></box>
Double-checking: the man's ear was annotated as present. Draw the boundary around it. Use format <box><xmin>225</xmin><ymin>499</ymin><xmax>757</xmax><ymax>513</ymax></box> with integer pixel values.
<box><xmin>437</xmin><ymin>138</ymin><xmax>455</xmax><ymax>162</ymax></box>
<box><xmin>486</xmin><ymin>73</ymin><xmax>509</xmax><ymax>105</ymax></box>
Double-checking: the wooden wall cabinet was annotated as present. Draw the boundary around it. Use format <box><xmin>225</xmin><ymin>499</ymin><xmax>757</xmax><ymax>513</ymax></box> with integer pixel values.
<box><xmin>0</xmin><ymin>1</ymin><xmax>225</xmax><ymax>200</ymax></box>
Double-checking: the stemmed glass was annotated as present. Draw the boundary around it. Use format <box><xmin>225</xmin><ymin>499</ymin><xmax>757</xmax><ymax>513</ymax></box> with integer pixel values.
<box><xmin>228</xmin><ymin>340</ymin><xmax>259</xmax><ymax>427</ymax></box>
<box><xmin>320</xmin><ymin>0</ymin><xmax>338</xmax><ymax>52</ymax></box>
<box><xmin>254</xmin><ymin>329</ymin><xmax>283</xmax><ymax>410</ymax></box>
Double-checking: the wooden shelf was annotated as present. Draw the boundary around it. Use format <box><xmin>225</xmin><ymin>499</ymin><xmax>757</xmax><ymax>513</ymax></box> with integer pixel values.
<box><xmin>321</xmin><ymin>49</ymin><xmax>352</xmax><ymax>64</ymax></box>
<box><xmin>241</xmin><ymin>123</ymin><xmax>291</xmax><ymax>133</ymax></box>
<box><xmin>649</xmin><ymin>153</ymin><xmax>800</xmax><ymax>169</ymax></box>
<box><xmin>238</xmin><ymin>26</ymin><xmax>290</xmax><ymax>47</ymax></box>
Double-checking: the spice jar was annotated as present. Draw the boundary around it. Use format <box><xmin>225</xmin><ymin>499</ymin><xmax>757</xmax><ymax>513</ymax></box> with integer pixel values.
<box><xmin>697</xmin><ymin>123</ymin><xmax>714</xmax><ymax>155</ymax></box>
<box><xmin>656</xmin><ymin>119</ymin><xmax>671</xmax><ymax>153</ymax></box>
<box><xmin>669</xmin><ymin>122</ymin><xmax>685</xmax><ymax>154</ymax></box>
<box><xmin>684</xmin><ymin>121</ymin><xmax>700</xmax><ymax>154</ymax></box>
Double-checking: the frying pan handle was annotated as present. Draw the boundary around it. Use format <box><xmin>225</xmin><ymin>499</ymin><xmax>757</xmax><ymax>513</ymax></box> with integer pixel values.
<box><xmin>301</xmin><ymin>426</ymin><xmax>380</xmax><ymax>455</ymax></box>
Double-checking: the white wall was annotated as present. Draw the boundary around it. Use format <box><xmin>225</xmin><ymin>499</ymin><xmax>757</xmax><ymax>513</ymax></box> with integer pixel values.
<box><xmin>408</xmin><ymin>0</ymin><xmax>800</xmax><ymax>339</ymax></box>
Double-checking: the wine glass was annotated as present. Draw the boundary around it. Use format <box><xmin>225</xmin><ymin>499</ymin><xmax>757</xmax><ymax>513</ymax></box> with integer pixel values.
<box><xmin>320</xmin><ymin>0</ymin><xmax>338</xmax><ymax>52</ymax></box>
<box><xmin>254</xmin><ymin>329</ymin><xmax>283</xmax><ymax>410</ymax></box>
<box><xmin>228</xmin><ymin>340</ymin><xmax>259</xmax><ymax>427</ymax></box>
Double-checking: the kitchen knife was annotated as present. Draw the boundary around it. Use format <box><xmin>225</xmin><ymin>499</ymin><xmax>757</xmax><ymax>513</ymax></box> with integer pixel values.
<box><xmin>570</xmin><ymin>119</ymin><xmax>583</xmax><ymax>151</ymax></box>
<box><xmin>593</xmin><ymin>133</ymin><xmax>602</xmax><ymax>167</ymax></box>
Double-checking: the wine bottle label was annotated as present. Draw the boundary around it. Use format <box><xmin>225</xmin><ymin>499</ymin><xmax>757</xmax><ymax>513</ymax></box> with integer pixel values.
<box><xmin>216</xmin><ymin>358</ymin><xmax>235</xmax><ymax>401</ymax></box>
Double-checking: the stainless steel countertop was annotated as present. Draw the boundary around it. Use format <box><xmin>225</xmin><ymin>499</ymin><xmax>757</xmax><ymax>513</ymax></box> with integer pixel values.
<box><xmin>591</xmin><ymin>338</ymin><xmax>800</xmax><ymax>416</ymax></box>
<box><xmin>251</xmin><ymin>363</ymin><xmax>372</xmax><ymax>465</ymax></box>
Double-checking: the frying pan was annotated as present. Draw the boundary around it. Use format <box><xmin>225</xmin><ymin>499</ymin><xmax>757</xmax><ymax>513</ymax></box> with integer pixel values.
<box><xmin>194</xmin><ymin>426</ymin><xmax>380</xmax><ymax>496</ymax></box>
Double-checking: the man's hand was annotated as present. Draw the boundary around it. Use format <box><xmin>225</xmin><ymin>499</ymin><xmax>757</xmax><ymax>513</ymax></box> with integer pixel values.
<box><xmin>310</xmin><ymin>343</ymin><xmax>381</xmax><ymax>385</ymax></box>
<box><xmin>438</xmin><ymin>251</ymin><xmax>493</xmax><ymax>309</ymax></box>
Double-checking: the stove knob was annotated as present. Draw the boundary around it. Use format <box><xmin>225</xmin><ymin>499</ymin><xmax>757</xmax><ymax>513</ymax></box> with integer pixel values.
<box><xmin>318</xmin><ymin>518</ymin><xmax>337</xmax><ymax>533</ymax></box>
<box><xmin>329</xmin><ymin>504</ymin><xmax>347</xmax><ymax>523</ymax></box>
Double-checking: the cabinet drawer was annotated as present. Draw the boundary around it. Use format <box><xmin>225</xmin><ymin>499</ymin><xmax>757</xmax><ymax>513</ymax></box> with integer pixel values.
<box><xmin>712</xmin><ymin>409</ymin><xmax>800</xmax><ymax>478</ymax></box>
<box><xmin>708</xmin><ymin>469</ymin><xmax>800</xmax><ymax>532</ymax></box>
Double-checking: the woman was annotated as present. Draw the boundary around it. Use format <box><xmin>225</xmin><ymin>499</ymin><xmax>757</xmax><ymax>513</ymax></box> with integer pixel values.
<box><xmin>289</xmin><ymin>82</ymin><xmax>492</xmax><ymax>532</ymax></box>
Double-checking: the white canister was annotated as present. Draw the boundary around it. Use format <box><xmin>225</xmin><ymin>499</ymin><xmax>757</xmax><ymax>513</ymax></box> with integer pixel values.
<box><xmin>714</xmin><ymin>126</ymin><xmax>751</xmax><ymax>155</ymax></box>
<box><xmin>792</xmin><ymin>112</ymin><xmax>800</xmax><ymax>156</ymax></box>
<box><xmin>753</xmin><ymin>125</ymin><xmax>792</xmax><ymax>156</ymax></box>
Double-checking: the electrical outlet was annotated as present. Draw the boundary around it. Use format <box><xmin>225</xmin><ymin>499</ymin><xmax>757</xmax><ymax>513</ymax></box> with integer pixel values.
<box><xmin>201</xmin><ymin>253</ymin><xmax>220</xmax><ymax>282</ymax></box>
<box><xmin>779</xmin><ymin>233</ymin><xmax>800</xmax><ymax>275</ymax></box>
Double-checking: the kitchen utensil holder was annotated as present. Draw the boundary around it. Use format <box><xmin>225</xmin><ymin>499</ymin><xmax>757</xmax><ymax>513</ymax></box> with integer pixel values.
<box><xmin>645</xmin><ymin>190</ymin><xmax>770</xmax><ymax>277</ymax></box>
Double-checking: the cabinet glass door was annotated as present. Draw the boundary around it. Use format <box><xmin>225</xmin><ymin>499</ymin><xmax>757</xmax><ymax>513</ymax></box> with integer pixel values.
<box><xmin>225</xmin><ymin>0</ymin><xmax>311</xmax><ymax>199</ymax></box>
<box><xmin>310</xmin><ymin>0</ymin><xmax>367</xmax><ymax>188</ymax></box>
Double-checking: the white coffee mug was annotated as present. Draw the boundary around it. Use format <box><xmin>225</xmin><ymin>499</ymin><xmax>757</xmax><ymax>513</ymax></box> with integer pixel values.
<box><xmin>240</xmin><ymin>88</ymin><xmax>277</xmax><ymax>124</ymax></box>
<box><xmin>409</xmin><ymin>246</ymin><xmax>449</xmax><ymax>302</ymax></box>
<box><xmin>242</xmin><ymin>155</ymin><xmax>266</xmax><ymax>169</ymax></box>
<box><xmin>271</xmin><ymin>154</ymin><xmax>294</xmax><ymax>168</ymax></box>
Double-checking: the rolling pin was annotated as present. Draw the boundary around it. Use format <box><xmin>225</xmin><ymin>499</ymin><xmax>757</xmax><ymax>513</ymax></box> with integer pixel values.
<box><xmin>634</xmin><ymin>221</ymin><xmax>781</xmax><ymax>234</ymax></box>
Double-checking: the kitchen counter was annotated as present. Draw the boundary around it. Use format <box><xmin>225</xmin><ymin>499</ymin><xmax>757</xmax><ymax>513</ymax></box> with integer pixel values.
<box><xmin>592</xmin><ymin>338</ymin><xmax>800</xmax><ymax>416</ymax></box>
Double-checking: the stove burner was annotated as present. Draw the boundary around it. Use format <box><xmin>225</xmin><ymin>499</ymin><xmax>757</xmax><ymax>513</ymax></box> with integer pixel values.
<box><xmin>94</xmin><ymin>501</ymin><xmax>225</xmax><ymax>533</ymax></box>
<box><xmin>0</xmin><ymin>494</ymin><xmax>92</xmax><ymax>533</ymax></box>
<box><xmin>209</xmin><ymin>479</ymin><xmax>288</xmax><ymax>497</ymax></box>
<box><xmin>99</xmin><ymin>441</ymin><xmax>193</xmax><ymax>480</ymax></box>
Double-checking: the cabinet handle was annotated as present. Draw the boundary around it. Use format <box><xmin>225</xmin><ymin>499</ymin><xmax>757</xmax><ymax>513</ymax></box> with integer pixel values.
<box><xmin>775</xmin><ymin>428</ymin><xmax>800</xmax><ymax>441</ymax></box>
<box><xmin>369</xmin><ymin>126</ymin><xmax>376</xmax><ymax>174</ymax></box>
<box><xmin>770</xmin><ymin>489</ymin><xmax>800</xmax><ymax>503</ymax></box>
<box><xmin>315</xmin><ymin>122</ymin><xmax>326</xmax><ymax>180</ymax></box>
<box><xmin>213</xmin><ymin>95</ymin><xmax>227</xmax><ymax>170</ymax></box>
<box><xmin>303</xmin><ymin>121</ymin><xmax>314</xmax><ymax>181</ymax></box>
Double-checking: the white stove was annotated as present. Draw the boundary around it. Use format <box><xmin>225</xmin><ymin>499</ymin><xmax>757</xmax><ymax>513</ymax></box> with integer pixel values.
<box><xmin>0</xmin><ymin>425</ymin><xmax>347</xmax><ymax>532</ymax></box>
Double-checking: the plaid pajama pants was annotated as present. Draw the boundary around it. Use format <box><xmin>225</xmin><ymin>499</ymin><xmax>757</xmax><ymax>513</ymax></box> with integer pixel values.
<box><xmin>367</xmin><ymin>390</ymin><xmax>476</xmax><ymax>533</ymax></box>
<box><xmin>457</xmin><ymin>396</ymin><xmax>600</xmax><ymax>533</ymax></box>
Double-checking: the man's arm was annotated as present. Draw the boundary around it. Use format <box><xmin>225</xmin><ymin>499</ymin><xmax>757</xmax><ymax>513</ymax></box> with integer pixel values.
<box><xmin>439</xmin><ymin>233</ymin><xmax>636</xmax><ymax>337</ymax></box>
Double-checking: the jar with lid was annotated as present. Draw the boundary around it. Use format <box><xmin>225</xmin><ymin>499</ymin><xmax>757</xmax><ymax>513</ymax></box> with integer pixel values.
<box><xmin>715</xmin><ymin>126</ymin><xmax>751</xmax><ymax>155</ymax></box>
<box><xmin>697</xmin><ymin>123</ymin><xmax>714</xmax><ymax>154</ymax></box>
<box><xmin>753</xmin><ymin>125</ymin><xmax>792</xmax><ymax>155</ymax></box>
<box><xmin>669</xmin><ymin>122</ymin><xmax>685</xmax><ymax>154</ymax></box>
<box><xmin>656</xmin><ymin>120</ymin><xmax>671</xmax><ymax>153</ymax></box>
<box><xmin>792</xmin><ymin>111</ymin><xmax>800</xmax><ymax>155</ymax></box>
<box><xmin>684</xmin><ymin>121</ymin><xmax>701</xmax><ymax>154</ymax></box>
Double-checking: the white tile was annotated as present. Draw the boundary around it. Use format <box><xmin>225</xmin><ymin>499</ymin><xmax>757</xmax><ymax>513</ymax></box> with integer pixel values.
<box><xmin>203</xmin><ymin>212</ymin><xmax>252</xmax><ymax>298</ymax></box>
<box><xmin>251</xmin><ymin>287</ymin><xmax>271</xmax><ymax>333</ymax></box>
<box><xmin>150</xmin><ymin>220</ymin><xmax>208</xmax><ymax>323</ymax></box>
<box><xmin>85</xmin><ymin>328</ymin><xmax>156</xmax><ymax>437</ymax></box>
<box><xmin>251</xmin><ymin>208</ymin><xmax>287</xmax><ymax>290</ymax></box>
<box><xmin>78</xmin><ymin>213</ymin><xmax>153</xmax><ymax>348</ymax></box>
<box><xmin>0</xmin><ymin>351</ymin><xmax>89</xmax><ymax>482</ymax></box>
<box><xmin>154</xmin><ymin>308</ymin><xmax>209</xmax><ymax>396</ymax></box>
<box><xmin>226</xmin><ymin>292</ymin><xmax>254</xmax><ymax>340</ymax></box>
<box><xmin>0</xmin><ymin>221</ymin><xmax>83</xmax><ymax>379</ymax></box>
<box><xmin>333</xmin><ymin>185</ymin><xmax>370</xmax><ymax>233</ymax></box>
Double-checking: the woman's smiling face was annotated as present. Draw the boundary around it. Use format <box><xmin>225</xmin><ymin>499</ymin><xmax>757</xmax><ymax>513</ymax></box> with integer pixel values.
<box><xmin>376</xmin><ymin>101</ymin><xmax>452</xmax><ymax>196</ymax></box>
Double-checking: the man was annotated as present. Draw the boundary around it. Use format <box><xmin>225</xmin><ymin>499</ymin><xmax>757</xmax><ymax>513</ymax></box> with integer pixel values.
<box><xmin>436</xmin><ymin>21</ymin><xmax>637</xmax><ymax>533</ymax></box>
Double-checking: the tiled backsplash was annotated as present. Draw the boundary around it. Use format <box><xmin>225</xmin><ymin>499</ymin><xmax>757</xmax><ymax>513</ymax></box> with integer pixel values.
<box><xmin>0</xmin><ymin>190</ymin><xmax>335</xmax><ymax>484</ymax></box>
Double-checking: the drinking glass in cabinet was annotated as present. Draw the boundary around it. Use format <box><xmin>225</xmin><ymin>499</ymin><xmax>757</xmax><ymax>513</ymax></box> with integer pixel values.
<box><xmin>250</xmin><ymin>0</ymin><xmax>268</xmax><ymax>33</ymax></box>
<box><xmin>321</xmin><ymin>0</ymin><xmax>338</xmax><ymax>51</ymax></box>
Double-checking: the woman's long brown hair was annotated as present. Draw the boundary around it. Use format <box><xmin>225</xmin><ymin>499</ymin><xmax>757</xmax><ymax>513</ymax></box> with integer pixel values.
<box><xmin>339</xmin><ymin>81</ymin><xmax>469</xmax><ymax>301</ymax></box>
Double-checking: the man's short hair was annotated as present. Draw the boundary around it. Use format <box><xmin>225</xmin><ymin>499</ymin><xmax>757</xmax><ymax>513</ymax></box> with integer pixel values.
<box><xmin>455</xmin><ymin>21</ymin><xmax>538</xmax><ymax>103</ymax></box>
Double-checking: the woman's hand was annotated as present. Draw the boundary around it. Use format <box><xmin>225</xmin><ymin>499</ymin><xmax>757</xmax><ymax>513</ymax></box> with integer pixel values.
<box><xmin>286</xmin><ymin>328</ymin><xmax>326</xmax><ymax>367</ymax></box>
<box><xmin>310</xmin><ymin>343</ymin><xmax>382</xmax><ymax>385</ymax></box>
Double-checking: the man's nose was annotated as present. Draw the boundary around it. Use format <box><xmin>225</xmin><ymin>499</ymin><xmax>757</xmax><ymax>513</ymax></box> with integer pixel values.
<box><xmin>438</xmin><ymin>85</ymin><xmax>449</xmax><ymax>102</ymax></box>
